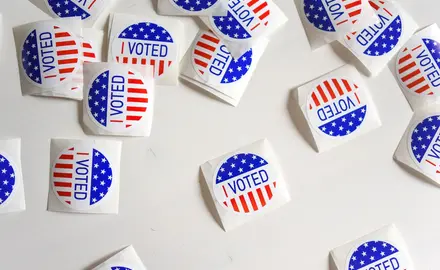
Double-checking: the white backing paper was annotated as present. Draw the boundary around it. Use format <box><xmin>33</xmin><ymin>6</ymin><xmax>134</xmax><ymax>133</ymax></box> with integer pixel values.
<box><xmin>108</xmin><ymin>13</ymin><xmax>184</xmax><ymax>86</ymax></box>
<box><xmin>200</xmin><ymin>0</ymin><xmax>287</xmax><ymax>58</ymax></box>
<box><xmin>47</xmin><ymin>138</ymin><xmax>122</xmax><ymax>214</ymax></box>
<box><xmin>0</xmin><ymin>138</ymin><xmax>26</xmax><ymax>214</ymax></box>
<box><xmin>201</xmin><ymin>139</ymin><xmax>291</xmax><ymax>232</ymax></box>
<box><xmin>330</xmin><ymin>224</ymin><xmax>415</xmax><ymax>270</ymax></box>
<box><xmin>92</xmin><ymin>245</ymin><xmax>148</xmax><ymax>270</ymax></box>
<box><xmin>294</xmin><ymin>65</ymin><xmax>382</xmax><ymax>153</ymax></box>
<box><xmin>180</xmin><ymin>30</ymin><xmax>268</xmax><ymax>106</ymax></box>
<box><xmin>82</xmin><ymin>62</ymin><xmax>155</xmax><ymax>137</ymax></box>
<box><xmin>158</xmin><ymin>0</ymin><xmax>228</xmax><ymax>16</ymax></box>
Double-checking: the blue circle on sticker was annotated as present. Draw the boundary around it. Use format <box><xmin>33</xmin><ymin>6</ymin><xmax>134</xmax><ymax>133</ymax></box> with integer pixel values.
<box><xmin>409</xmin><ymin>115</ymin><xmax>440</xmax><ymax>177</ymax></box>
<box><xmin>52</xmin><ymin>145</ymin><xmax>113</xmax><ymax>209</ymax></box>
<box><xmin>307</xmin><ymin>77</ymin><xmax>368</xmax><ymax>137</ymax></box>
<box><xmin>192</xmin><ymin>31</ymin><xmax>253</xmax><ymax>84</ymax></box>
<box><xmin>346</xmin><ymin>0</ymin><xmax>402</xmax><ymax>56</ymax></box>
<box><xmin>172</xmin><ymin>0</ymin><xmax>220</xmax><ymax>12</ymax></box>
<box><xmin>213</xmin><ymin>153</ymin><xmax>277</xmax><ymax>214</ymax></box>
<box><xmin>87</xmin><ymin>67</ymin><xmax>150</xmax><ymax>132</ymax></box>
<box><xmin>304</xmin><ymin>0</ymin><xmax>365</xmax><ymax>33</ymax></box>
<box><xmin>348</xmin><ymin>241</ymin><xmax>400</xmax><ymax>270</ymax></box>
<box><xmin>397</xmin><ymin>38</ymin><xmax>440</xmax><ymax>96</ymax></box>
<box><xmin>211</xmin><ymin>0</ymin><xmax>271</xmax><ymax>40</ymax></box>
<box><xmin>46</xmin><ymin>0</ymin><xmax>92</xmax><ymax>20</ymax></box>
<box><xmin>111</xmin><ymin>267</ymin><xmax>132</xmax><ymax>270</ymax></box>
<box><xmin>112</xmin><ymin>22</ymin><xmax>176</xmax><ymax>78</ymax></box>
<box><xmin>0</xmin><ymin>154</ymin><xmax>16</xmax><ymax>206</ymax></box>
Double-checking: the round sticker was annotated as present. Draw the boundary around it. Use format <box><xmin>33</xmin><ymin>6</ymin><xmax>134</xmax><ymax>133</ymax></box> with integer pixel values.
<box><xmin>192</xmin><ymin>31</ymin><xmax>253</xmax><ymax>85</ymax></box>
<box><xmin>21</xmin><ymin>21</ymin><xmax>81</xmax><ymax>88</ymax></box>
<box><xmin>344</xmin><ymin>0</ymin><xmax>402</xmax><ymax>56</ymax></box>
<box><xmin>213</xmin><ymin>153</ymin><xmax>277</xmax><ymax>214</ymax></box>
<box><xmin>51</xmin><ymin>143</ymin><xmax>113</xmax><ymax>210</ymax></box>
<box><xmin>111</xmin><ymin>267</ymin><xmax>132</xmax><ymax>270</ymax></box>
<box><xmin>307</xmin><ymin>77</ymin><xmax>368</xmax><ymax>137</ymax></box>
<box><xmin>210</xmin><ymin>0</ymin><xmax>271</xmax><ymax>41</ymax></box>
<box><xmin>45</xmin><ymin>0</ymin><xmax>107</xmax><ymax>21</ymax></box>
<box><xmin>408</xmin><ymin>115</ymin><xmax>440</xmax><ymax>179</ymax></box>
<box><xmin>0</xmin><ymin>154</ymin><xmax>17</xmax><ymax>207</ymax></box>
<box><xmin>303</xmin><ymin>0</ymin><xmax>365</xmax><ymax>33</ymax></box>
<box><xmin>346</xmin><ymin>240</ymin><xmax>411</xmax><ymax>270</ymax></box>
<box><xmin>86</xmin><ymin>66</ymin><xmax>150</xmax><ymax>132</ymax></box>
<box><xmin>396</xmin><ymin>37</ymin><xmax>440</xmax><ymax>96</ymax></box>
<box><xmin>111</xmin><ymin>22</ymin><xmax>176</xmax><ymax>78</ymax></box>
<box><xmin>170</xmin><ymin>0</ymin><xmax>220</xmax><ymax>13</ymax></box>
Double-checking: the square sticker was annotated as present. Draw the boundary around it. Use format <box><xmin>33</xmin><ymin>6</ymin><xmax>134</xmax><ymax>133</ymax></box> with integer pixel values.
<box><xmin>92</xmin><ymin>245</ymin><xmax>148</xmax><ymax>270</ymax></box>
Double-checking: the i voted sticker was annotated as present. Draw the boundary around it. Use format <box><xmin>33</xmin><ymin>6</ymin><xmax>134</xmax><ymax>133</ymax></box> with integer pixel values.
<box><xmin>210</xmin><ymin>0</ymin><xmax>271</xmax><ymax>41</ymax></box>
<box><xmin>170</xmin><ymin>0</ymin><xmax>220</xmax><ymax>13</ymax></box>
<box><xmin>345</xmin><ymin>0</ymin><xmax>402</xmax><ymax>57</ymax></box>
<box><xmin>111</xmin><ymin>267</ymin><xmax>132</xmax><ymax>270</ymax></box>
<box><xmin>0</xmin><ymin>154</ymin><xmax>17</xmax><ymax>207</ymax></box>
<box><xmin>307</xmin><ymin>77</ymin><xmax>367</xmax><ymax>137</ymax></box>
<box><xmin>346</xmin><ymin>241</ymin><xmax>411</xmax><ymax>270</ymax></box>
<box><xmin>51</xmin><ymin>143</ymin><xmax>113</xmax><ymax>210</ymax></box>
<box><xmin>21</xmin><ymin>21</ymin><xmax>81</xmax><ymax>88</ymax></box>
<box><xmin>304</xmin><ymin>0</ymin><xmax>365</xmax><ymax>33</ymax></box>
<box><xmin>213</xmin><ymin>153</ymin><xmax>277</xmax><ymax>214</ymax></box>
<box><xmin>192</xmin><ymin>31</ymin><xmax>252</xmax><ymax>85</ymax></box>
<box><xmin>86</xmin><ymin>66</ymin><xmax>151</xmax><ymax>132</ymax></box>
<box><xmin>408</xmin><ymin>115</ymin><xmax>440</xmax><ymax>179</ymax></box>
<box><xmin>112</xmin><ymin>22</ymin><xmax>176</xmax><ymax>78</ymax></box>
<box><xmin>397</xmin><ymin>37</ymin><xmax>440</xmax><ymax>96</ymax></box>
<box><xmin>45</xmin><ymin>0</ymin><xmax>107</xmax><ymax>21</ymax></box>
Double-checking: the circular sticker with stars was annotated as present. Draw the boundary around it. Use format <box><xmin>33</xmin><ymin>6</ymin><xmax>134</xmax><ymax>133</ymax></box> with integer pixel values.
<box><xmin>21</xmin><ymin>21</ymin><xmax>81</xmax><ymax>89</ymax></box>
<box><xmin>346</xmin><ymin>240</ymin><xmax>411</xmax><ymax>270</ymax></box>
<box><xmin>306</xmin><ymin>77</ymin><xmax>368</xmax><ymax>137</ymax></box>
<box><xmin>344</xmin><ymin>0</ymin><xmax>402</xmax><ymax>57</ymax></box>
<box><xmin>396</xmin><ymin>34</ymin><xmax>440</xmax><ymax>96</ymax></box>
<box><xmin>169</xmin><ymin>0</ymin><xmax>221</xmax><ymax>13</ymax></box>
<box><xmin>0</xmin><ymin>153</ymin><xmax>17</xmax><ymax>208</ymax></box>
<box><xmin>192</xmin><ymin>31</ymin><xmax>253</xmax><ymax>85</ymax></box>
<box><xmin>111</xmin><ymin>22</ymin><xmax>177</xmax><ymax>78</ymax></box>
<box><xmin>44</xmin><ymin>0</ymin><xmax>107</xmax><ymax>21</ymax></box>
<box><xmin>303</xmin><ymin>0</ymin><xmax>366</xmax><ymax>33</ymax></box>
<box><xmin>408</xmin><ymin>115</ymin><xmax>440</xmax><ymax>180</ymax></box>
<box><xmin>86</xmin><ymin>65</ymin><xmax>151</xmax><ymax>133</ymax></box>
<box><xmin>51</xmin><ymin>142</ymin><xmax>113</xmax><ymax>210</ymax></box>
<box><xmin>213</xmin><ymin>153</ymin><xmax>277</xmax><ymax>214</ymax></box>
<box><xmin>111</xmin><ymin>266</ymin><xmax>132</xmax><ymax>270</ymax></box>
<box><xmin>209</xmin><ymin>0</ymin><xmax>272</xmax><ymax>41</ymax></box>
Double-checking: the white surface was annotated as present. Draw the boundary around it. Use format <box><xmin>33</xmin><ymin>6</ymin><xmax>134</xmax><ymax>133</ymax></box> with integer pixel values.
<box><xmin>0</xmin><ymin>0</ymin><xmax>439</xmax><ymax>270</ymax></box>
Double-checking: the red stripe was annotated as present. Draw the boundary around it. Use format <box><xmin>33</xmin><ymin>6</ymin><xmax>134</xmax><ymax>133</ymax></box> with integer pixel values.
<box><xmin>239</xmin><ymin>195</ymin><xmax>250</xmax><ymax>213</ymax></box>
<box><xmin>128</xmin><ymin>88</ymin><xmax>147</xmax><ymax>94</ymax></box>
<box><xmin>316</xmin><ymin>85</ymin><xmax>328</xmax><ymax>103</ymax></box>
<box><xmin>57</xmin><ymin>50</ymin><xmax>78</xmax><ymax>56</ymax></box>
<box><xmin>259</xmin><ymin>10</ymin><xmax>270</xmax><ymax>20</ymax></box>
<box><xmin>121</xmin><ymin>41</ymin><xmax>125</xmax><ymax>54</ymax></box>
<box><xmin>54</xmin><ymin>182</ymin><xmax>72</xmax><ymax>188</ymax></box>
<box><xmin>53</xmin><ymin>172</ymin><xmax>72</xmax><ymax>178</ymax></box>
<box><xmin>345</xmin><ymin>0</ymin><xmax>361</xmax><ymax>9</ymax></box>
<box><xmin>247</xmin><ymin>0</ymin><xmax>258</xmax><ymax>7</ymax></box>
<box><xmin>253</xmin><ymin>2</ymin><xmax>267</xmax><ymax>13</ymax></box>
<box><xmin>248</xmin><ymin>191</ymin><xmax>258</xmax><ymax>211</ymax></box>
<box><xmin>342</xmin><ymin>79</ymin><xmax>352</xmax><ymax>92</ymax></box>
<box><xmin>127</xmin><ymin>106</ymin><xmax>146</xmax><ymax>112</ymax></box>
<box><xmin>384</xmin><ymin>8</ymin><xmax>392</xmax><ymax>16</ymax></box>
<box><xmin>415</xmin><ymin>84</ymin><xmax>431</xmax><ymax>94</ymax></box>
<box><xmin>56</xmin><ymin>40</ymin><xmax>76</xmax><ymax>47</ymax></box>
<box><xmin>82</xmin><ymin>43</ymin><xmax>92</xmax><ymax>49</ymax></box>
<box><xmin>311</xmin><ymin>92</ymin><xmax>320</xmax><ymax>106</ymax></box>
<box><xmin>194</xmin><ymin>59</ymin><xmax>208</xmax><ymax>68</ymax></box>
<box><xmin>128</xmin><ymin>78</ymin><xmax>144</xmax><ymax>84</ymax></box>
<box><xmin>60</xmin><ymin>154</ymin><xmax>73</xmax><ymax>160</ymax></box>
<box><xmin>265</xmin><ymin>185</ymin><xmax>273</xmax><ymax>200</ymax></box>
<box><xmin>55</xmin><ymin>32</ymin><xmax>70</xmax><ymax>38</ymax></box>
<box><xmin>127</xmin><ymin>115</ymin><xmax>142</xmax><ymax>121</ymax></box>
<box><xmin>194</xmin><ymin>49</ymin><xmax>212</xmax><ymax>60</ymax></box>
<box><xmin>127</xmin><ymin>97</ymin><xmax>148</xmax><ymax>103</ymax></box>
<box><xmin>399</xmin><ymin>62</ymin><xmax>417</xmax><ymax>74</ymax></box>
<box><xmin>83</xmin><ymin>52</ymin><xmax>96</xmax><ymax>58</ymax></box>
<box><xmin>76</xmin><ymin>152</ymin><xmax>89</xmax><ymax>156</ymax></box>
<box><xmin>369</xmin><ymin>1</ymin><xmax>379</xmax><ymax>10</ymax></box>
<box><xmin>398</xmin><ymin>54</ymin><xmax>412</xmax><ymax>64</ymax></box>
<box><xmin>123</xmin><ymin>57</ymin><xmax>128</xmax><ymax>64</ymax></box>
<box><xmin>401</xmin><ymin>69</ymin><xmax>421</xmax><ymax>82</ymax></box>
<box><xmin>407</xmin><ymin>77</ymin><xmax>426</xmax><ymax>89</ymax></box>
<box><xmin>57</xmin><ymin>191</ymin><xmax>71</xmax><ymax>197</ymax></box>
<box><xmin>336</xmin><ymin>19</ymin><xmax>349</xmax><ymax>26</ymax></box>
<box><xmin>59</xmin><ymin>68</ymin><xmax>75</xmax><ymax>74</ymax></box>
<box><xmin>201</xmin><ymin>34</ymin><xmax>220</xmax><ymax>44</ymax></box>
<box><xmin>354</xmin><ymin>92</ymin><xmax>361</xmax><ymax>104</ymax></box>
<box><xmin>348</xmin><ymin>9</ymin><xmax>361</xmax><ymax>17</ymax></box>
<box><xmin>230</xmin><ymin>198</ymin><xmax>240</xmax><ymax>212</ymax></box>
<box><xmin>141</xmin><ymin>58</ymin><xmax>147</xmax><ymax>65</ymax></box>
<box><xmin>426</xmin><ymin>159</ymin><xmax>437</xmax><ymax>166</ymax></box>
<box><xmin>111</xmin><ymin>120</ymin><xmax>123</xmax><ymax>123</ymax></box>
<box><xmin>132</xmin><ymin>58</ymin><xmax>138</xmax><ymax>64</ymax></box>
<box><xmin>222</xmin><ymin>186</ymin><xmax>228</xmax><ymax>198</ymax></box>
<box><xmin>45</xmin><ymin>75</ymin><xmax>57</xmax><ymax>79</ymax></box>
<box><xmin>55</xmin><ymin>163</ymin><xmax>73</xmax><ymax>169</ymax></box>
<box><xmin>196</xmin><ymin>41</ymin><xmax>216</xmax><ymax>52</ymax></box>
<box><xmin>159</xmin><ymin>60</ymin><xmax>165</xmax><ymax>75</ymax></box>
<box><xmin>88</xmin><ymin>0</ymin><xmax>97</xmax><ymax>9</ymax></box>
<box><xmin>58</xmin><ymin>58</ymin><xmax>78</xmax><ymax>65</ymax></box>
<box><xmin>323</xmin><ymin>80</ymin><xmax>336</xmax><ymax>99</ymax></box>
<box><xmin>332</xmin><ymin>79</ymin><xmax>344</xmax><ymax>95</ymax></box>
<box><xmin>256</xmin><ymin>188</ymin><xmax>266</xmax><ymax>207</ymax></box>
<box><xmin>151</xmin><ymin>59</ymin><xmax>156</xmax><ymax>75</ymax></box>
<box><xmin>412</xmin><ymin>45</ymin><xmax>422</xmax><ymax>51</ymax></box>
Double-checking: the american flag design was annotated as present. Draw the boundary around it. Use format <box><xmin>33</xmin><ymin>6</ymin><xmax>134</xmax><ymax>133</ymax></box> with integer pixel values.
<box><xmin>111</xmin><ymin>267</ymin><xmax>132</xmax><ymax>270</ymax></box>
<box><xmin>71</xmin><ymin>39</ymin><xmax>99</xmax><ymax>92</ymax></box>
<box><xmin>409</xmin><ymin>115</ymin><xmax>440</xmax><ymax>178</ymax></box>
<box><xmin>170</xmin><ymin>0</ymin><xmax>220</xmax><ymax>12</ymax></box>
<box><xmin>345</xmin><ymin>0</ymin><xmax>402</xmax><ymax>56</ymax></box>
<box><xmin>396</xmin><ymin>38</ymin><xmax>440</xmax><ymax>96</ymax></box>
<box><xmin>348</xmin><ymin>241</ymin><xmax>407</xmax><ymax>270</ymax></box>
<box><xmin>51</xmin><ymin>144</ymin><xmax>113</xmax><ymax>209</ymax></box>
<box><xmin>45</xmin><ymin>0</ymin><xmax>105</xmax><ymax>21</ymax></box>
<box><xmin>192</xmin><ymin>31</ymin><xmax>253</xmax><ymax>84</ymax></box>
<box><xmin>307</xmin><ymin>77</ymin><xmax>367</xmax><ymax>137</ymax></box>
<box><xmin>87</xmin><ymin>67</ymin><xmax>150</xmax><ymax>132</ymax></box>
<box><xmin>21</xmin><ymin>22</ymin><xmax>81</xmax><ymax>88</ymax></box>
<box><xmin>213</xmin><ymin>153</ymin><xmax>276</xmax><ymax>214</ymax></box>
<box><xmin>304</xmin><ymin>0</ymin><xmax>364</xmax><ymax>33</ymax></box>
<box><xmin>0</xmin><ymin>154</ymin><xmax>16</xmax><ymax>206</ymax></box>
<box><xmin>210</xmin><ymin>0</ymin><xmax>271</xmax><ymax>40</ymax></box>
<box><xmin>112</xmin><ymin>22</ymin><xmax>176</xmax><ymax>78</ymax></box>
